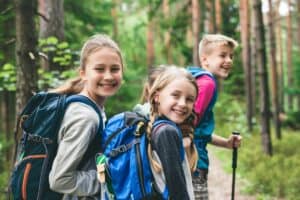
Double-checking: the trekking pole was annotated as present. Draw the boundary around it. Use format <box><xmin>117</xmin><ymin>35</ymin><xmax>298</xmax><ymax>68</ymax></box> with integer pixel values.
<box><xmin>231</xmin><ymin>131</ymin><xmax>240</xmax><ymax>200</ymax></box>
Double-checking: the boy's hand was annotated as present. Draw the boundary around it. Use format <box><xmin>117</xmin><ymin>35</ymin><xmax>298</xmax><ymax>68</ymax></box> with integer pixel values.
<box><xmin>227</xmin><ymin>134</ymin><xmax>242</xmax><ymax>149</ymax></box>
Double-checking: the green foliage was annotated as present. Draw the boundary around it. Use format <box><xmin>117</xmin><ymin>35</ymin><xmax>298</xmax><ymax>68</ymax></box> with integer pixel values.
<box><xmin>281</xmin><ymin>111</ymin><xmax>300</xmax><ymax>130</ymax></box>
<box><xmin>38</xmin><ymin>69</ymin><xmax>77</xmax><ymax>90</ymax></box>
<box><xmin>0</xmin><ymin>133</ymin><xmax>11</xmax><ymax>198</ymax></box>
<box><xmin>215</xmin><ymin>93</ymin><xmax>249</xmax><ymax>135</ymax></box>
<box><xmin>64</xmin><ymin>0</ymin><xmax>114</xmax><ymax>48</ymax></box>
<box><xmin>224</xmin><ymin>47</ymin><xmax>245</xmax><ymax>95</ymax></box>
<box><xmin>39</xmin><ymin>37</ymin><xmax>77</xmax><ymax>68</ymax></box>
<box><xmin>215</xmin><ymin>95</ymin><xmax>300</xmax><ymax>199</ymax></box>
<box><xmin>0</xmin><ymin>63</ymin><xmax>16</xmax><ymax>91</ymax></box>
<box><xmin>239</xmin><ymin>133</ymin><xmax>300</xmax><ymax>198</ymax></box>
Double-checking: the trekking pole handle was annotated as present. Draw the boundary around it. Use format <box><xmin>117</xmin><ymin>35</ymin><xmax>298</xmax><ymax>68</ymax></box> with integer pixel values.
<box><xmin>232</xmin><ymin>131</ymin><xmax>240</xmax><ymax>169</ymax></box>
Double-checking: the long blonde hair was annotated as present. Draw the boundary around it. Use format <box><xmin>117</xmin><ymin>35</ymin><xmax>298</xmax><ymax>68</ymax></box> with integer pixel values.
<box><xmin>146</xmin><ymin>66</ymin><xmax>198</xmax><ymax>172</ymax></box>
<box><xmin>51</xmin><ymin>34</ymin><xmax>124</xmax><ymax>94</ymax></box>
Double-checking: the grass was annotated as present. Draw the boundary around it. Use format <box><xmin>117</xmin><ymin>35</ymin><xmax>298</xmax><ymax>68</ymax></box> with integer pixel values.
<box><xmin>212</xmin><ymin>94</ymin><xmax>300</xmax><ymax>199</ymax></box>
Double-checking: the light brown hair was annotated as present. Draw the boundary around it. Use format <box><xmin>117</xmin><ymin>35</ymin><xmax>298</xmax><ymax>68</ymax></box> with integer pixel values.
<box><xmin>198</xmin><ymin>34</ymin><xmax>238</xmax><ymax>58</ymax></box>
<box><xmin>51</xmin><ymin>34</ymin><xmax>124</xmax><ymax>94</ymax></box>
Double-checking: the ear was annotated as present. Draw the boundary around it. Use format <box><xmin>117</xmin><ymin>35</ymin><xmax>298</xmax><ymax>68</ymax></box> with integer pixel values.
<box><xmin>79</xmin><ymin>69</ymin><xmax>87</xmax><ymax>81</ymax></box>
<box><xmin>200</xmin><ymin>55</ymin><xmax>208</xmax><ymax>67</ymax></box>
<box><xmin>154</xmin><ymin>92</ymin><xmax>160</xmax><ymax>103</ymax></box>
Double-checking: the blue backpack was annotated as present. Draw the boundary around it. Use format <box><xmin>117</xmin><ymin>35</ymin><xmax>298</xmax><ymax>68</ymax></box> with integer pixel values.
<box><xmin>10</xmin><ymin>92</ymin><xmax>102</xmax><ymax>200</ymax></box>
<box><xmin>100</xmin><ymin>112</ymin><xmax>183</xmax><ymax>200</ymax></box>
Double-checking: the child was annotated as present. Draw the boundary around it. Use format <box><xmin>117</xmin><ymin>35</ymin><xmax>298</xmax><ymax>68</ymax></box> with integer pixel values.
<box><xmin>187</xmin><ymin>34</ymin><xmax>242</xmax><ymax>199</ymax></box>
<box><xmin>146</xmin><ymin>67</ymin><xmax>197</xmax><ymax>200</ymax></box>
<box><xmin>48</xmin><ymin>34</ymin><xmax>124</xmax><ymax>199</ymax></box>
<box><xmin>134</xmin><ymin>65</ymin><xmax>198</xmax><ymax>172</ymax></box>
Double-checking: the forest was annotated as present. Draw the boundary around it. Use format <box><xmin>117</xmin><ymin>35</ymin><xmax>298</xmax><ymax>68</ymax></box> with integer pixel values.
<box><xmin>0</xmin><ymin>0</ymin><xmax>300</xmax><ymax>199</ymax></box>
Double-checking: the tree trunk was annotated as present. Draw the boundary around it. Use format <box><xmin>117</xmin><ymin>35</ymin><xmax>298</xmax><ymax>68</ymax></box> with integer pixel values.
<box><xmin>146</xmin><ymin>20</ymin><xmax>155</xmax><ymax>69</ymax></box>
<box><xmin>250</xmin><ymin>6</ymin><xmax>257</xmax><ymax>117</ymax></box>
<box><xmin>192</xmin><ymin>0</ymin><xmax>200</xmax><ymax>66</ymax></box>
<box><xmin>38</xmin><ymin>0</ymin><xmax>64</xmax><ymax>71</ymax></box>
<box><xmin>275</xmin><ymin>0</ymin><xmax>284</xmax><ymax>113</ymax></box>
<box><xmin>239</xmin><ymin>0</ymin><xmax>253</xmax><ymax>131</ymax></box>
<box><xmin>111</xmin><ymin>0</ymin><xmax>118</xmax><ymax>40</ymax></box>
<box><xmin>267</xmin><ymin>0</ymin><xmax>281</xmax><ymax>139</ymax></box>
<box><xmin>252</xmin><ymin>0</ymin><xmax>272</xmax><ymax>155</ymax></box>
<box><xmin>297</xmin><ymin>0</ymin><xmax>300</xmax><ymax>109</ymax></box>
<box><xmin>286</xmin><ymin>0</ymin><xmax>293</xmax><ymax>111</ymax></box>
<box><xmin>204</xmin><ymin>0</ymin><xmax>214</xmax><ymax>33</ymax></box>
<box><xmin>163</xmin><ymin>0</ymin><xmax>172</xmax><ymax>64</ymax></box>
<box><xmin>15</xmin><ymin>0</ymin><xmax>38</xmax><ymax>123</ymax></box>
<box><xmin>215</xmin><ymin>0</ymin><xmax>221</xmax><ymax>33</ymax></box>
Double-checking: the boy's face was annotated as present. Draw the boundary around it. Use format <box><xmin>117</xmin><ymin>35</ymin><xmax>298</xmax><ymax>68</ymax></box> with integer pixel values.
<box><xmin>201</xmin><ymin>44</ymin><xmax>234</xmax><ymax>79</ymax></box>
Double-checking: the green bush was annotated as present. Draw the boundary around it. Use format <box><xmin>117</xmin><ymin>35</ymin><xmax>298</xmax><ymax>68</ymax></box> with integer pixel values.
<box><xmin>214</xmin><ymin>95</ymin><xmax>300</xmax><ymax>199</ymax></box>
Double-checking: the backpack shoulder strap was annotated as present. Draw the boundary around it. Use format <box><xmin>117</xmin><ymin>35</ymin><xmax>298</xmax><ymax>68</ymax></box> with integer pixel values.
<box><xmin>186</xmin><ymin>66</ymin><xmax>214</xmax><ymax>79</ymax></box>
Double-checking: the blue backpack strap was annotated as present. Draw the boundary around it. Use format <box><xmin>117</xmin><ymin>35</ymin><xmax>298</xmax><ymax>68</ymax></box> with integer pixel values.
<box><xmin>186</xmin><ymin>66</ymin><xmax>214</xmax><ymax>79</ymax></box>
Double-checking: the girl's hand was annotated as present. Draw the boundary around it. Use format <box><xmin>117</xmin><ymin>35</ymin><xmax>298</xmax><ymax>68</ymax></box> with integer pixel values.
<box><xmin>227</xmin><ymin>134</ymin><xmax>242</xmax><ymax>149</ymax></box>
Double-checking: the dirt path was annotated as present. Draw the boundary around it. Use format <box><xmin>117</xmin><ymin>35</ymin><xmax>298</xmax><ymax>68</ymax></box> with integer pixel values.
<box><xmin>207</xmin><ymin>150</ymin><xmax>256</xmax><ymax>200</ymax></box>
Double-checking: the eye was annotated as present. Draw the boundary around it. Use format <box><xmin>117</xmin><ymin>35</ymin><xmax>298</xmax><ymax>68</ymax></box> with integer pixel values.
<box><xmin>111</xmin><ymin>66</ymin><xmax>121</xmax><ymax>73</ymax></box>
<box><xmin>187</xmin><ymin>96</ymin><xmax>195</xmax><ymax>103</ymax></box>
<box><xmin>95</xmin><ymin>67</ymin><xmax>105</xmax><ymax>72</ymax></box>
<box><xmin>171</xmin><ymin>92</ymin><xmax>180</xmax><ymax>98</ymax></box>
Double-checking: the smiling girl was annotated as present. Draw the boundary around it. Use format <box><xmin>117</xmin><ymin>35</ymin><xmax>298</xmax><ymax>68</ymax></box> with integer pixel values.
<box><xmin>49</xmin><ymin>34</ymin><xmax>123</xmax><ymax>199</ymax></box>
<box><xmin>147</xmin><ymin>67</ymin><xmax>197</xmax><ymax>200</ymax></box>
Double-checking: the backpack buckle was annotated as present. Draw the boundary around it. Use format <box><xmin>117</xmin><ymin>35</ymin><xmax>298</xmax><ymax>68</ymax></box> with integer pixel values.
<box><xmin>135</xmin><ymin>121</ymin><xmax>145</xmax><ymax>136</ymax></box>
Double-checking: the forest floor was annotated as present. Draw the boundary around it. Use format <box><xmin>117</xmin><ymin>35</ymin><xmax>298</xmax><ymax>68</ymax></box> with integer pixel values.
<box><xmin>207</xmin><ymin>150</ymin><xmax>256</xmax><ymax>200</ymax></box>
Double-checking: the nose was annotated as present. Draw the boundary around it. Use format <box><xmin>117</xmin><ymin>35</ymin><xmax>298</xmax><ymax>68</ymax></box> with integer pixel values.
<box><xmin>226</xmin><ymin>56</ymin><xmax>233</xmax><ymax>63</ymax></box>
<box><xmin>178</xmin><ymin>97</ymin><xmax>187</xmax><ymax>107</ymax></box>
<box><xmin>103</xmin><ymin>70</ymin><xmax>113</xmax><ymax>80</ymax></box>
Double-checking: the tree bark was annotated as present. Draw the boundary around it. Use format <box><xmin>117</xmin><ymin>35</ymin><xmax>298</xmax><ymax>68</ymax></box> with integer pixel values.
<box><xmin>275</xmin><ymin>0</ymin><xmax>284</xmax><ymax>113</ymax></box>
<box><xmin>215</xmin><ymin>0</ymin><xmax>221</xmax><ymax>33</ymax></box>
<box><xmin>111</xmin><ymin>0</ymin><xmax>118</xmax><ymax>40</ymax></box>
<box><xmin>38</xmin><ymin>0</ymin><xmax>64</xmax><ymax>71</ymax></box>
<box><xmin>250</xmin><ymin>5</ymin><xmax>257</xmax><ymax>117</ymax></box>
<box><xmin>252</xmin><ymin>0</ymin><xmax>272</xmax><ymax>155</ymax></box>
<box><xmin>297</xmin><ymin>0</ymin><xmax>300</xmax><ymax>109</ymax></box>
<box><xmin>163</xmin><ymin>0</ymin><xmax>172</xmax><ymax>64</ymax></box>
<box><xmin>192</xmin><ymin>0</ymin><xmax>200</xmax><ymax>66</ymax></box>
<box><xmin>204</xmin><ymin>0</ymin><xmax>214</xmax><ymax>33</ymax></box>
<box><xmin>239</xmin><ymin>0</ymin><xmax>253</xmax><ymax>131</ymax></box>
<box><xmin>267</xmin><ymin>0</ymin><xmax>281</xmax><ymax>139</ymax></box>
<box><xmin>146</xmin><ymin>20</ymin><xmax>155</xmax><ymax>69</ymax></box>
<box><xmin>286</xmin><ymin>0</ymin><xmax>293</xmax><ymax>111</ymax></box>
<box><xmin>15</xmin><ymin>0</ymin><xmax>38</xmax><ymax>119</ymax></box>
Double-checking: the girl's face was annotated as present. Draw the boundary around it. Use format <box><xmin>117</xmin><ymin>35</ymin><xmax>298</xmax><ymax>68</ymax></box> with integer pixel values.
<box><xmin>81</xmin><ymin>47</ymin><xmax>123</xmax><ymax>105</ymax></box>
<box><xmin>155</xmin><ymin>78</ymin><xmax>197</xmax><ymax>124</ymax></box>
<box><xmin>201</xmin><ymin>44</ymin><xmax>234</xmax><ymax>79</ymax></box>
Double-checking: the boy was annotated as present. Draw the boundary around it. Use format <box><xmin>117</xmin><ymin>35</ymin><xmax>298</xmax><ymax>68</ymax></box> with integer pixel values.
<box><xmin>187</xmin><ymin>34</ymin><xmax>242</xmax><ymax>199</ymax></box>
